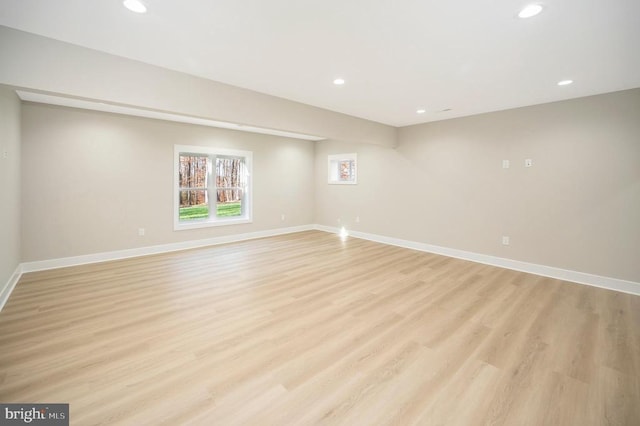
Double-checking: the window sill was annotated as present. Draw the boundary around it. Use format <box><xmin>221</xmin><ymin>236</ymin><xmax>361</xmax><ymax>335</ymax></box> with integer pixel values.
<box><xmin>174</xmin><ymin>217</ymin><xmax>252</xmax><ymax>231</ymax></box>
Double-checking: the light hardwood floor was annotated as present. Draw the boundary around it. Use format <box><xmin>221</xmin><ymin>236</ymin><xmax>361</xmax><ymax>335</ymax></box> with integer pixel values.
<box><xmin>1</xmin><ymin>231</ymin><xmax>638</xmax><ymax>425</ymax></box>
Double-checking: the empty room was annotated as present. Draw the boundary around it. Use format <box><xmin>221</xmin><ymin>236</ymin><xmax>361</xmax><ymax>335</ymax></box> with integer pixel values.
<box><xmin>0</xmin><ymin>1</ymin><xmax>639</xmax><ymax>425</ymax></box>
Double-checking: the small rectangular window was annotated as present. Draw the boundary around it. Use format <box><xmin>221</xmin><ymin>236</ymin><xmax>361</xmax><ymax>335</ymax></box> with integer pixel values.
<box><xmin>328</xmin><ymin>153</ymin><xmax>357</xmax><ymax>184</ymax></box>
<box><xmin>174</xmin><ymin>145</ymin><xmax>252</xmax><ymax>230</ymax></box>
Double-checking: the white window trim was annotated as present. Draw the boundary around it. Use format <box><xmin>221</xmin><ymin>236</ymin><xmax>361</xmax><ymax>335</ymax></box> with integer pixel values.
<box><xmin>328</xmin><ymin>153</ymin><xmax>357</xmax><ymax>184</ymax></box>
<box><xmin>174</xmin><ymin>144</ymin><xmax>253</xmax><ymax>231</ymax></box>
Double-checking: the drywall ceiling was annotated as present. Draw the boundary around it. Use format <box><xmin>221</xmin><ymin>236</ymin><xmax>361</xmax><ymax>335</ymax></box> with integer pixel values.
<box><xmin>1</xmin><ymin>0</ymin><xmax>639</xmax><ymax>126</ymax></box>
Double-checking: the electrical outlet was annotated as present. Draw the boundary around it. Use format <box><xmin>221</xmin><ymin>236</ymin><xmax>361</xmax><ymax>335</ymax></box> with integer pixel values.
<box><xmin>502</xmin><ymin>236</ymin><xmax>510</xmax><ymax>246</ymax></box>
<box><xmin>138</xmin><ymin>228</ymin><xmax>145</xmax><ymax>236</ymax></box>
<box><xmin>502</xmin><ymin>159</ymin><xmax>510</xmax><ymax>169</ymax></box>
<box><xmin>525</xmin><ymin>159</ymin><xmax>533</xmax><ymax>167</ymax></box>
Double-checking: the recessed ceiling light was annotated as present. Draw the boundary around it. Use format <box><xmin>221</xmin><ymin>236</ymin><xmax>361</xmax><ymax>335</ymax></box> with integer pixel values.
<box><xmin>333</xmin><ymin>78</ymin><xmax>345</xmax><ymax>85</ymax></box>
<box><xmin>557</xmin><ymin>79</ymin><xmax>573</xmax><ymax>86</ymax></box>
<box><xmin>123</xmin><ymin>0</ymin><xmax>147</xmax><ymax>14</ymax></box>
<box><xmin>416</xmin><ymin>108</ymin><xmax>426</xmax><ymax>114</ymax></box>
<box><xmin>518</xmin><ymin>4</ymin><xmax>543</xmax><ymax>18</ymax></box>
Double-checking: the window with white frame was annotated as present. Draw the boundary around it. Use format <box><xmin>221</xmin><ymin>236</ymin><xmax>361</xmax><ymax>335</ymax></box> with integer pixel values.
<box><xmin>174</xmin><ymin>145</ymin><xmax>252</xmax><ymax>230</ymax></box>
<box><xmin>328</xmin><ymin>153</ymin><xmax>357</xmax><ymax>184</ymax></box>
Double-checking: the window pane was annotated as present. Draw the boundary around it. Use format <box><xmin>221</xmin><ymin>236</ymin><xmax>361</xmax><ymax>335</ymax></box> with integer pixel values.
<box><xmin>179</xmin><ymin>155</ymin><xmax>208</xmax><ymax>189</ymax></box>
<box><xmin>339</xmin><ymin>160</ymin><xmax>356</xmax><ymax>181</ymax></box>
<box><xmin>179</xmin><ymin>190</ymin><xmax>209</xmax><ymax>220</ymax></box>
<box><xmin>216</xmin><ymin>157</ymin><xmax>245</xmax><ymax>218</ymax></box>
<box><xmin>216</xmin><ymin>188</ymin><xmax>242</xmax><ymax>217</ymax></box>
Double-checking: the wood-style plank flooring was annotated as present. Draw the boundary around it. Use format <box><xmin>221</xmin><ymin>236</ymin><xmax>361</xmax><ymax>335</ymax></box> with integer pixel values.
<box><xmin>0</xmin><ymin>231</ymin><xmax>639</xmax><ymax>425</ymax></box>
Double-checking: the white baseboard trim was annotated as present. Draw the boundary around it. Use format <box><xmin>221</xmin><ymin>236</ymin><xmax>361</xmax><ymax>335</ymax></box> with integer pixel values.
<box><xmin>20</xmin><ymin>225</ymin><xmax>315</xmax><ymax>274</ymax></box>
<box><xmin>0</xmin><ymin>264</ymin><xmax>23</xmax><ymax>312</ymax></box>
<box><xmin>3</xmin><ymin>223</ymin><xmax>637</xmax><ymax>314</ymax></box>
<box><xmin>0</xmin><ymin>225</ymin><xmax>311</xmax><ymax>311</ymax></box>
<box><xmin>314</xmin><ymin>225</ymin><xmax>640</xmax><ymax>296</ymax></box>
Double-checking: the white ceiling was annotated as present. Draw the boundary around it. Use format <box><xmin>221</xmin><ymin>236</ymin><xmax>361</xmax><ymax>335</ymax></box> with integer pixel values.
<box><xmin>1</xmin><ymin>0</ymin><xmax>639</xmax><ymax>127</ymax></box>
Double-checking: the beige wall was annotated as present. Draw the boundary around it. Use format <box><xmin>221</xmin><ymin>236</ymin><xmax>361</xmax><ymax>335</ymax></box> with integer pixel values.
<box><xmin>14</xmin><ymin>85</ymin><xmax>640</xmax><ymax>283</ymax></box>
<box><xmin>0</xmin><ymin>86</ymin><xmax>21</xmax><ymax>287</ymax></box>
<box><xmin>21</xmin><ymin>103</ymin><xmax>315</xmax><ymax>262</ymax></box>
<box><xmin>315</xmin><ymin>89</ymin><xmax>640</xmax><ymax>282</ymax></box>
<box><xmin>0</xmin><ymin>26</ymin><xmax>396</xmax><ymax>148</ymax></box>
